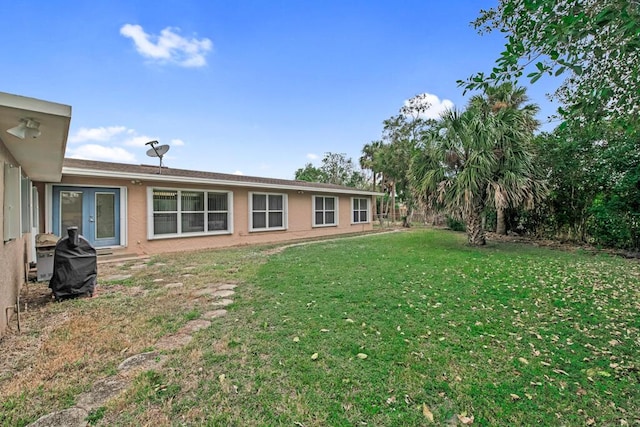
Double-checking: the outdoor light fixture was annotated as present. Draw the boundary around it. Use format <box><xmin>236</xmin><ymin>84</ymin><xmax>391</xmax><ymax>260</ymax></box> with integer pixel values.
<box><xmin>7</xmin><ymin>118</ymin><xmax>41</xmax><ymax>140</ymax></box>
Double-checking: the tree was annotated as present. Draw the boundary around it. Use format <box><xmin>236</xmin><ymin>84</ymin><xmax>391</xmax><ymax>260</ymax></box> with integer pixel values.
<box><xmin>412</xmin><ymin>108</ymin><xmax>496</xmax><ymax>245</ymax></box>
<box><xmin>359</xmin><ymin>140</ymin><xmax>384</xmax><ymax>191</ymax></box>
<box><xmin>367</xmin><ymin>94</ymin><xmax>434</xmax><ymax>225</ymax></box>
<box><xmin>295</xmin><ymin>163</ymin><xmax>326</xmax><ymax>182</ymax></box>
<box><xmin>460</xmin><ymin>0</ymin><xmax>640</xmax><ymax>130</ymax></box>
<box><xmin>294</xmin><ymin>153</ymin><xmax>367</xmax><ymax>188</ymax></box>
<box><xmin>469</xmin><ymin>82</ymin><xmax>543</xmax><ymax>235</ymax></box>
<box><xmin>535</xmin><ymin>121</ymin><xmax>640</xmax><ymax>249</ymax></box>
<box><xmin>411</xmin><ymin>94</ymin><xmax>546</xmax><ymax>245</ymax></box>
<box><xmin>379</xmin><ymin>116</ymin><xmax>421</xmax><ymax>225</ymax></box>
<box><xmin>320</xmin><ymin>152</ymin><xmax>367</xmax><ymax>187</ymax></box>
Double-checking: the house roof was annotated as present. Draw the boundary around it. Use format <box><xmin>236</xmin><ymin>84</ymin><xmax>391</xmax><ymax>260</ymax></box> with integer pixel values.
<box><xmin>62</xmin><ymin>158</ymin><xmax>381</xmax><ymax>196</ymax></box>
<box><xmin>0</xmin><ymin>92</ymin><xmax>71</xmax><ymax>181</ymax></box>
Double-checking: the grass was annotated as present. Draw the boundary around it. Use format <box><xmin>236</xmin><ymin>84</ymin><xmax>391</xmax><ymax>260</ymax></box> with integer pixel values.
<box><xmin>2</xmin><ymin>229</ymin><xmax>638</xmax><ymax>426</ymax></box>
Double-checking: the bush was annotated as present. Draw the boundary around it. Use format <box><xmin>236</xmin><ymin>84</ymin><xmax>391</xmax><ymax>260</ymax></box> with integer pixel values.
<box><xmin>446</xmin><ymin>216</ymin><xmax>466</xmax><ymax>232</ymax></box>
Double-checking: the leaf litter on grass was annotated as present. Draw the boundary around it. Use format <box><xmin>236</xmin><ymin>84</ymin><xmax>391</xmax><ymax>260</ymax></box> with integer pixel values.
<box><xmin>5</xmin><ymin>229</ymin><xmax>638</xmax><ymax>426</ymax></box>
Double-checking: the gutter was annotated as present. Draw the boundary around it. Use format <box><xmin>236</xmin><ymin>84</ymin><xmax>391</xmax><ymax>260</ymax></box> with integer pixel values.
<box><xmin>62</xmin><ymin>167</ymin><xmax>384</xmax><ymax>197</ymax></box>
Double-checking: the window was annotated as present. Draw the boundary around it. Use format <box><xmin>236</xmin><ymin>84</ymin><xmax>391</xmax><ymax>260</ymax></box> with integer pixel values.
<box><xmin>181</xmin><ymin>191</ymin><xmax>205</xmax><ymax>233</ymax></box>
<box><xmin>313</xmin><ymin>196</ymin><xmax>337</xmax><ymax>227</ymax></box>
<box><xmin>3</xmin><ymin>163</ymin><xmax>20</xmax><ymax>242</ymax></box>
<box><xmin>95</xmin><ymin>192</ymin><xmax>116</xmax><ymax>239</ymax></box>
<box><xmin>21</xmin><ymin>175</ymin><xmax>32</xmax><ymax>233</ymax></box>
<box><xmin>31</xmin><ymin>186</ymin><xmax>39</xmax><ymax>234</ymax></box>
<box><xmin>153</xmin><ymin>190</ymin><xmax>178</xmax><ymax>235</ymax></box>
<box><xmin>352</xmin><ymin>197</ymin><xmax>370</xmax><ymax>223</ymax></box>
<box><xmin>250</xmin><ymin>192</ymin><xmax>287</xmax><ymax>231</ymax></box>
<box><xmin>150</xmin><ymin>188</ymin><xmax>231</xmax><ymax>238</ymax></box>
<box><xmin>208</xmin><ymin>192</ymin><xmax>229</xmax><ymax>231</ymax></box>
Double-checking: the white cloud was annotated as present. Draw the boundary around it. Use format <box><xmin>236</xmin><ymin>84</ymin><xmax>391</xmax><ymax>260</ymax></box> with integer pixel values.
<box><xmin>67</xmin><ymin>144</ymin><xmax>137</xmax><ymax>163</ymax></box>
<box><xmin>123</xmin><ymin>135</ymin><xmax>159</xmax><ymax>147</ymax></box>
<box><xmin>120</xmin><ymin>24</ymin><xmax>212</xmax><ymax>67</ymax></box>
<box><xmin>233</xmin><ymin>170</ymin><xmax>243</xmax><ymax>175</ymax></box>
<box><xmin>65</xmin><ymin>124</ymin><xmax>168</xmax><ymax>164</ymax></box>
<box><xmin>306</xmin><ymin>153</ymin><xmax>319</xmax><ymax>160</ymax></box>
<box><xmin>171</xmin><ymin>138</ymin><xmax>185</xmax><ymax>146</ymax></box>
<box><xmin>402</xmin><ymin>93</ymin><xmax>454</xmax><ymax>120</ymax></box>
<box><xmin>68</xmin><ymin>126</ymin><xmax>127</xmax><ymax>143</ymax></box>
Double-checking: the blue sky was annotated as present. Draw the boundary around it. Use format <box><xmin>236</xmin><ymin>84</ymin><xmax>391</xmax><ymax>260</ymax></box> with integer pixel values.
<box><xmin>2</xmin><ymin>1</ymin><xmax>560</xmax><ymax>179</ymax></box>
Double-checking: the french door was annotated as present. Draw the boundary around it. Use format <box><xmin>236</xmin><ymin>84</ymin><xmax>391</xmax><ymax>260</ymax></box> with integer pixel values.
<box><xmin>52</xmin><ymin>186</ymin><xmax>120</xmax><ymax>247</ymax></box>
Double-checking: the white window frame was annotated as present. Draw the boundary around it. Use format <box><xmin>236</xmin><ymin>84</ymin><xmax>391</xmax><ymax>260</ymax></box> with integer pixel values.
<box><xmin>351</xmin><ymin>197</ymin><xmax>370</xmax><ymax>224</ymax></box>
<box><xmin>249</xmin><ymin>192</ymin><xmax>287</xmax><ymax>232</ymax></box>
<box><xmin>31</xmin><ymin>186</ymin><xmax>39</xmax><ymax>234</ymax></box>
<box><xmin>312</xmin><ymin>195</ymin><xmax>338</xmax><ymax>227</ymax></box>
<box><xmin>147</xmin><ymin>187</ymin><xmax>233</xmax><ymax>239</ymax></box>
<box><xmin>3</xmin><ymin>163</ymin><xmax>21</xmax><ymax>242</ymax></box>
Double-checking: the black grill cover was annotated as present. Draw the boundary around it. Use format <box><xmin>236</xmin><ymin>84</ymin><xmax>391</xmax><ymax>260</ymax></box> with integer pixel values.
<box><xmin>49</xmin><ymin>227</ymin><xmax>97</xmax><ymax>300</ymax></box>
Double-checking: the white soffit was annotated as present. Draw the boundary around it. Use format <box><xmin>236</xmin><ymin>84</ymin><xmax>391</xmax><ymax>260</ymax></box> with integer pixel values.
<box><xmin>0</xmin><ymin>92</ymin><xmax>71</xmax><ymax>182</ymax></box>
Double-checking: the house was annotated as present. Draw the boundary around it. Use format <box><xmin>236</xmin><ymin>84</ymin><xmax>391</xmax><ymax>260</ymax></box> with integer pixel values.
<box><xmin>1</xmin><ymin>91</ymin><xmax>380</xmax><ymax>336</ymax></box>
<box><xmin>38</xmin><ymin>158</ymin><xmax>379</xmax><ymax>256</ymax></box>
<box><xmin>0</xmin><ymin>92</ymin><xmax>72</xmax><ymax>336</ymax></box>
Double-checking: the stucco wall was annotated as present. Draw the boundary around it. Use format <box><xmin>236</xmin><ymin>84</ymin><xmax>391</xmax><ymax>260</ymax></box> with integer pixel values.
<box><xmin>0</xmin><ymin>143</ymin><xmax>27</xmax><ymax>337</ymax></box>
<box><xmin>57</xmin><ymin>175</ymin><xmax>374</xmax><ymax>255</ymax></box>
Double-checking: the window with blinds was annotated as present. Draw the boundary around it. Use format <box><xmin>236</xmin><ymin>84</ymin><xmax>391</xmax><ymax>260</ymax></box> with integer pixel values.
<box><xmin>352</xmin><ymin>197</ymin><xmax>369</xmax><ymax>224</ymax></box>
<box><xmin>313</xmin><ymin>195</ymin><xmax>337</xmax><ymax>227</ymax></box>
<box><xmin>250</xmin><ymin>192</ymin><xmax>287</xmax><ymax>231</ymax></box>
<box><xmin>151</xmin><ymin>188</ymin><xmax>231</xmax><ymax>237</ymax></box>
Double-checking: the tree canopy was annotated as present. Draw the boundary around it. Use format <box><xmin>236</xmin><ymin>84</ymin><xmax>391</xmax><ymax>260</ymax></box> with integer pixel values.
<box><xmin>411</xmin><ymin>85</ymin><xmax>545</xmax><ymax>245</ymax></box>
<box><xmin>294</xmin><ymin>152</ymin><xmax>367</xmax><ymax>188</ymax></box>
<box><xmin>459</xmin><ymin>0</ymin><xmax>640</xmax><ymax>130</ymax></box>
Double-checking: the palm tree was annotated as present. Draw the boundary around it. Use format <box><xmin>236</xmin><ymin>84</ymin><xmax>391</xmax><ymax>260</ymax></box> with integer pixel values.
<box><xmin>411</xmin><ymin>100</ymin><xmax>546</xmax><ymax>246</ymax></box>
<box><xmin>412</xmin><ymin>108</ymin><xmax>497</xmax><ymax>245</ymax></box>
<box><xmin>470</xmin><ymin>83</ymin><xmax>542</xmax><ymax>234</ymax></box>
<box><xmin>360</xmin><ymin>140</ymin><xmax>383</xmax><ymax>192</ymax></box>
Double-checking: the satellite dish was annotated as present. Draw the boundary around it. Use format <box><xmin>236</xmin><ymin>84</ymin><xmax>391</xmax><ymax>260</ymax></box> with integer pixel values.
<box><xmin>146</xmin><ymin>144</ymin><xmax>170</xmax><ymax>157</ymax></box>
<box><xmin>145</xmin><ymin>140</ymin><xmax>170</xmax><ymax>174</ymax></box>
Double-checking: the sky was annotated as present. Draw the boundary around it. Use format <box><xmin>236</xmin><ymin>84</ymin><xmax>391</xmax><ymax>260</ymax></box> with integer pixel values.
<box><xmin>2</xmin><ymin>1</ymin><xmax>561</xmax><ymax>180</ymax></box>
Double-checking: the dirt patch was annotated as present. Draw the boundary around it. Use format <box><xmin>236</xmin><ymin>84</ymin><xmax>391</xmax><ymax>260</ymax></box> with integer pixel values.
<box><xmin>0</xmin><ymin>252</ymin><xmax>245</xmax><ymax>425</ymax></box>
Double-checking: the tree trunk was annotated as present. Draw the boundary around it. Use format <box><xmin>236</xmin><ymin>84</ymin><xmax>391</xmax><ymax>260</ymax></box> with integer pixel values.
<box><xmin>384</xmin><ymin>196</ymin><xmax>391</xmax><ymax>225</ymax></box>
<box><xmin>391</xmin><ymin>182</ymin><xmax>397</xmax><ymax>223</ymax></box>
<box><xmin>465</xmin><ymin>204</ymin><xmax>486</xmax><ymax>246</ymax></box>
<box><xmin>496</xmin><ymin>208</ymin><xmax>507</xmax><ymax>235</ymax></box>
<box><xmin>403</xmin><ymin>204</ymin><xmax>413</xmax><ymax>228</ymax></box>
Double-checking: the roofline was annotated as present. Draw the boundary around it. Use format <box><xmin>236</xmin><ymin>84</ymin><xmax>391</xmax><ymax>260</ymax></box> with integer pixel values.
<box><xmin>0</xmin><ymin>92</ymin><xmax>72</xmax><ymax>118</ymax></box>
<box><xmin>62</xmin><ymin>166</ymin><xmax>383</xmax><ymax>196</ymax></box>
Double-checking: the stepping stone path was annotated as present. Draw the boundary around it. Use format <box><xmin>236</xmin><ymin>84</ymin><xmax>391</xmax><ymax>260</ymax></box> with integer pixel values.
<box><xmin>28</xmin><ymin>280</ymin><xmax>236</xmax><ymax>426</ymax></box>
<box><xmin>212</xmin><ymin>289</ymin><xmax>235</xmax><ymax>298</ymax></box>
<box><xmin>211</xmin><ymin>298</ymin><xmax>234</xmax><ymax>307</ymax></box>
<box><xmin>164</xmin><ymin>282</ymin><xmax>184</xmax><ymax>289</ymax></box>
<box><xmin>203</xmin><ymin>309</ymin><xmax>228</xmax><ymax>319</ymax></box>
<box><xmin>165</xmin><ymin>282</ymin><xmax>184</xmax><ymax>289</ymax></box>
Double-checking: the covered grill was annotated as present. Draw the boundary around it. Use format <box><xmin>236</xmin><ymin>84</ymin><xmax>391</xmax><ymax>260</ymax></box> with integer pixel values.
<box><xmin>49</xmin><ymin>227</ymin><xmax>97</xmax><ymax>300</ymax></box>
<box><xmin>35</xmin><ymin>233</ymin><xmax>59</xmax><ymax>282</ymax></box>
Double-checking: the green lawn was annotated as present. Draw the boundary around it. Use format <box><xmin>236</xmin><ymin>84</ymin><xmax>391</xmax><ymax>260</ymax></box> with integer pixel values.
<box><xmin>5</xmin><ymin>229</ymin><xmax>637</xmax><ymax>426</ymax></box>
<box><xmin>108</xmin><ymin>229</ymin><xmax>639</xmax><ymax>426</ymax></box>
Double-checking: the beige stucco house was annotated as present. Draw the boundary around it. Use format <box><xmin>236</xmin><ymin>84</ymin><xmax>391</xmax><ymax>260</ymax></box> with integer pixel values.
<box><xmin>42</xmin><ymin>159</ymin><xmax>379</xmax><ymax>256</ymax></box>
<box><xmin>1</xmin><ymin>91</ymin><xmax>379</xmax><ymax>336</ymax></box>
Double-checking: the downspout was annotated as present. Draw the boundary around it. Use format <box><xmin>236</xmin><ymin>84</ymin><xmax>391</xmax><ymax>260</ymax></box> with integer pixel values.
<box><xmin>5</xmin><ymin>250</ymin><xmax>28</xmax><ymax>333</ymax></box>
<box><xmin>5</xmin><ymin>294</ymin><xmax>20</xmax><ymax>333</ymax></box>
